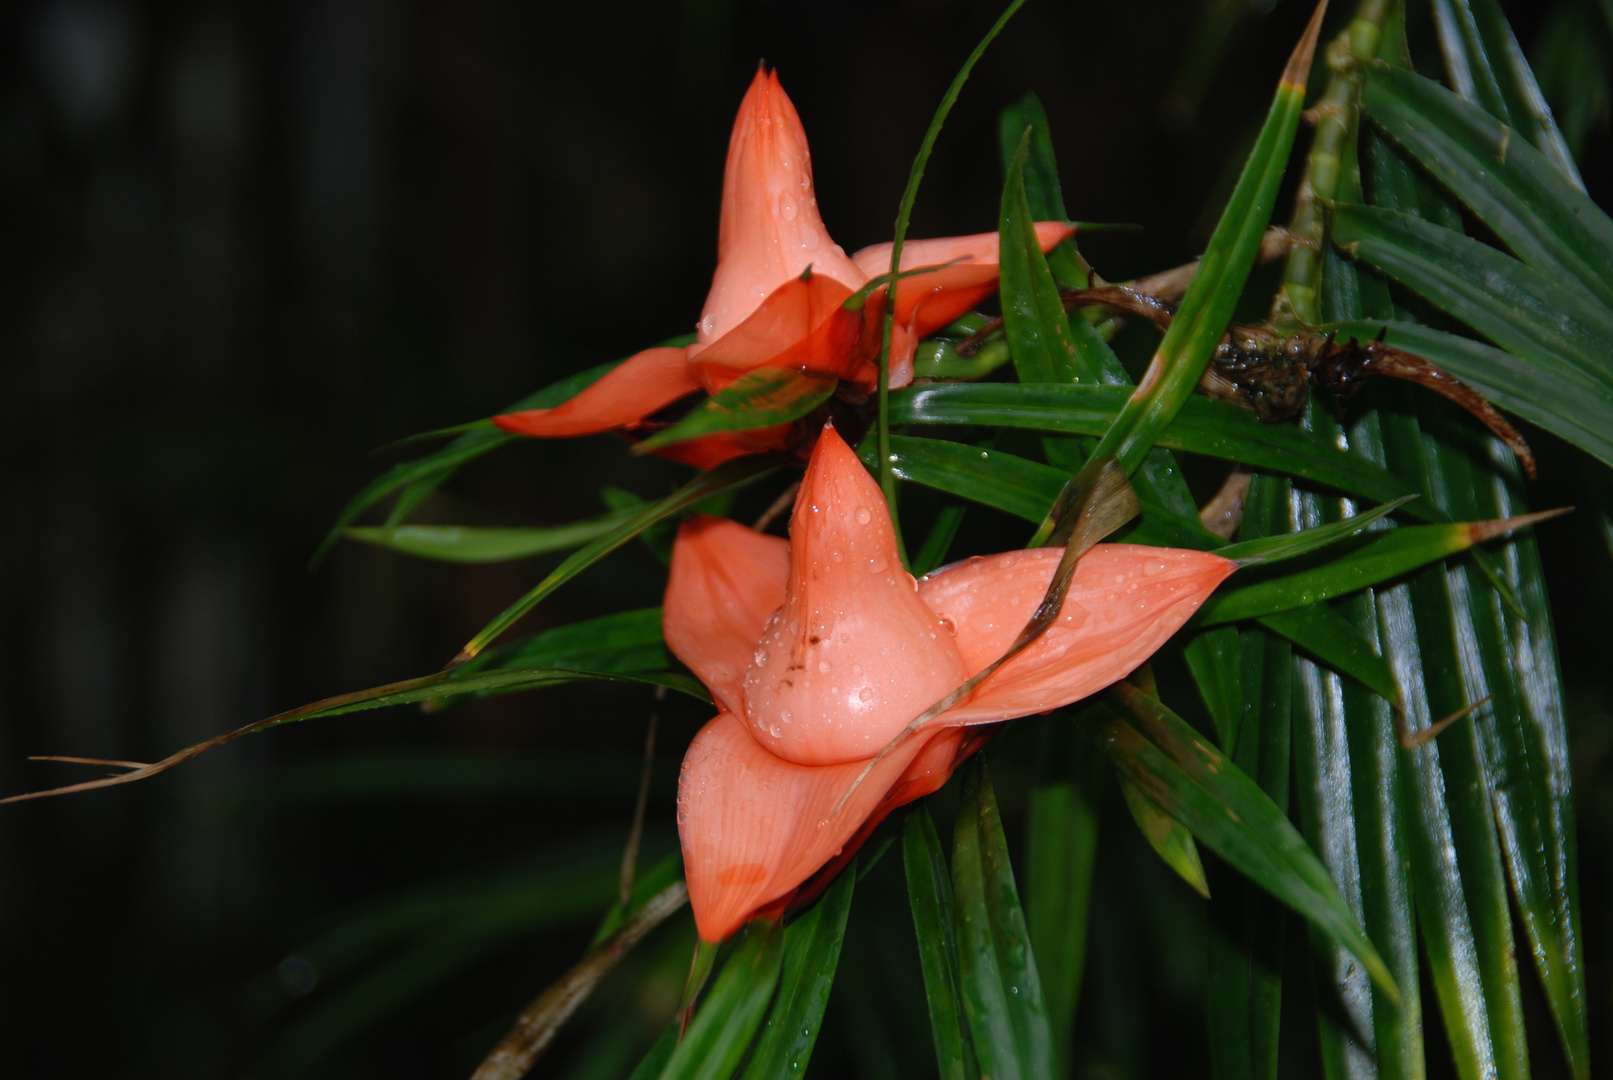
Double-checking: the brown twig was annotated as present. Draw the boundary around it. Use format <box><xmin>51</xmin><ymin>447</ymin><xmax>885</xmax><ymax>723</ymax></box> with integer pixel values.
<box><xmin>620</xmin><ymin>691</ymin><xmax>663</xmax><ymax>907</ymax></box>
<box><xmin>752</xmin><ymin>481</ymin><xmax>801</xmax><ymax>533</ymax></box>
<box><xmin>468</xmin><ymin>880</ymin><xmax>689</xmax><ymax>1080</ymax></box>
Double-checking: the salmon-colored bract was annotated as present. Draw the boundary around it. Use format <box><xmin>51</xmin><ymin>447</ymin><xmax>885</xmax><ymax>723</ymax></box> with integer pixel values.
<box><xmin>494</xmin><ymin>70</ymin><xmax>1073</xmax><ymax>464</ymax></box>
<box><xmin>667</xmin><ymin>425</ymin><xmax>1236</xmax><ymax>941</ymax></box>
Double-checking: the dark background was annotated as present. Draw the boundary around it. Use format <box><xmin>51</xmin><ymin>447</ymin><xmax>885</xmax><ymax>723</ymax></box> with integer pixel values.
<box><xmin>2</xmin><ymin>0</ymin><xmax>1609</xmax><ymax>1077</ymax></box>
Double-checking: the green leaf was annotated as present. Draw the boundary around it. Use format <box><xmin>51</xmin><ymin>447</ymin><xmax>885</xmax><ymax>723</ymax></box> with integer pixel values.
<box><xmin>628</xmin><ymin>1023</ymin><xmax>679</xmax><ymax>1080</ymax></box>
<box><xmin>1255</xmin><ymin>605</ymin><xmax>1399</xmax><ymax>703</ymax></box>
<box><xmin>313</xmin><ymin>350</ymin><xmax>674</xmax><ymax>567</ymax></box>
<box><xmin>890</xmin><ymin>383</ymin><xmax>1432</xmax><ymax>517</ymax></box>
<box><xmin>659</xmin><ymin>919</ymin><xmax>785</xmax><ymax>1080</ymax></box>
<box><xmin>1362</xmin><ymin>63</ymin><xmax>1607</xmax><ymax>303</ymax></box>
<box><xmin>455</xmin><ymin>454</ymin><xmax>782</xmax><ymax>662</ymax></box>
<box><xmin>1321</xmin><ymin>318</ymin><xmax>1613</xmax><ymax>470</ymax></box>
<box><xmin>861</xmin><ymin>433</ymin><xmax>1223</xmax><ymax>549</ymax></box>
<box><xmin>634</xmin><ymin>367</ymin><xmax>835</xmax><ymax>453</ymax></box>
<box><xmin>1196</xmin><ymin>516</ymin><xmax>1552</xmax><ymax>626</ymax></box>
<box><xmin>1205</xmin><ymin>618</ymin><xmax>1289</xmax><ymax>1080</ymax></box>
<box><xmin>999</xmin><ymin>130</ymin><xmax>1080</xmax><ymax>386</ymax></box>
<box><xmin>739</xmin><ymin>866</ymin><xmax>855</xmax><ymax>1080</ymax></box>
<box><xmin>1120</xmin><ymin>775</ymin><xmax>1210</xmax><ymax>898</ymax></box>
<box><xmin>996</xmin><ymin>93</ymin><xmax>1092</xmax><ymax>294</ymax></box>
<box><xmin>1184</xmin><ymin>627</ymin><xmax>1244</xmax><ymax>749</ymax></box>
<box><xmin>1425</xmin><ymin>0</ymin><xmax>1583</xmax><ymax>188</ymax></box>
<box><xmin>458</xmin><ymin>608</ymin><xmax>669</xmax><ymax>681</ymax></box>
<box><xmin>1329</xmin><ymin>202</ymin><xmax>1613</xmax><ymax>387</ymax></box>
<box><xmin>912</xmin><ymin>503</ymin><xmax>968</xmax><ymax>577</ymax></box>
<box><xmin>345</xmin><ymin>509</ymin><xmax>641</xmax><ymax>563</ymax></box>
<box><xmin>952</xmin><ymin>761</ymin><xmax>1056</xmax><ymax>1080</ymax></box>
<box><xmin>1413</xmin><ymin>400</ymin><xmax>1589</xmax><ymax>1076</ymax></box>
<box><xmin>1217</xmin><ymin>497</ymin><xmax>1412</xmax><ymax>566</ymax></box>
<box><xmin>1091</xmin><ymin>685</ymin><xmax>1399</xmax><ymax>1002</ymax></box>
<box><xmin>903</xmin><ymin>809</ymin><xmax>980</xmax><ymax>1080</ymax></box>
<box><xmin>874</xmin><ymin>0</ymin><xmax>1030</xmax><ymax>525</ymax></box>
<box><xmin>1081</xmin><ymin>4</ymin><xmax>1323</xmax><ymax>479</ymax></box>
<box><xmin>1025</xmin><ymin>733</ymin><xmax>1099</xmax><ymax>1076</ymax></box>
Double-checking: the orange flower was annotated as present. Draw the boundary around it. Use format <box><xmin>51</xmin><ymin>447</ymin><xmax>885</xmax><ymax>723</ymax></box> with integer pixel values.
<box><xmin>663</xmin><ymin>424</ymin><xmax>1236</xmax><ymax>941</ymax></box>
<box><xmin>494</xmin><ymin>70</ymin><xmax>1074</xmax><ymax>466</ymax></box>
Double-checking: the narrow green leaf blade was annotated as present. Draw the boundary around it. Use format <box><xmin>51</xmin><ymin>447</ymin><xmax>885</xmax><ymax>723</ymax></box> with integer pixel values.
<box><xmin>1092</xmin><ymin>685</ymin><xmax>1399</xmax><ymax>1001</ymax></box>
<box><xmin>999</xmin><ymin>132</ymin><xmax>1081</xmax><ymax>386</ymax></box>
<box><xmin>659</xmin><ymin>919</ymin><xmax>785</xmax><ymax>1080</ymax></box>
<box><xmin>952</xmin><ymin>762</ymin><xmax>1056</xmax><ymax>1080</ymax></box>
<box><xmin>635</xmin><ymin>367</ymin><xmax>835</xmax><ymax>453</ymax></box>
<box><xmin>1197</xmin><ymin>519</ymin><xmax>1540</xmax><ymax>626</ymax></box>
<box><xmin>1120</xmin><ymin>775</ymin><xmax>1211</xmax><ymax>898</ymax></box>
<box><xmin>1025</xmin><ymin>746</ymin><xmax>1099</xmax><ymax>1076</ymax></box>
<box><xmin>1330</xmin><ymin>202</ymin><xmax>1613</xmax><ymax>382</ymax></box>
<box><xmin>739</xmin><ymin>866</ymin><xmax>856</xmax><ymax>1080</ymax></box>
<box><xmin>459</xmin><ymin>608</ymin><xmax>670</xmax><ymax>680</ymax></box>
<box><xmin>1085</xmin><ymin>5</ymin><xmax>1323</xmax><ymax>477</ymax></box>
<box><xmin>455</xmin><ymin>454</ymin><xmax>782</xmax><ymax>661</ymax></box>
<box><xmin>346</xmin><ymin>509</ymin><xmax>640</xmax><ymax>563</ymax></box>
<box><xmin>1256</xmin><ymin>605</ymin><xmax>1399</xmax><ymax>703</ymax></box>
<box><xmin>904</xmin><ymin>808</ymin><xmax>980</xmax><ymax>1080</ymax></box>
<box><xmin>890</xmin><ymin>383</ymin><xmax>1432</xmax><ymax>517</ymax></box>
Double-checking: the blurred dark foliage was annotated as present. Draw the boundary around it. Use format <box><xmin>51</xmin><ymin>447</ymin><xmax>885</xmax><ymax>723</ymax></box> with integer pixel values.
<box><xmin>1</xmin><ymin>0</ymin><xmax>1609</xmax><ymax>1077</ymax></box>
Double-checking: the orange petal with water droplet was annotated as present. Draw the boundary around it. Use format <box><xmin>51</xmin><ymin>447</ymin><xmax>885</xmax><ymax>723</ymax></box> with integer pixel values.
<box><xmin>740</xmin><ymin>426</ymin><xmax>967</xmax><ymax>766</ymax></box>
<box><xmin>678</xmin><ymin>710</ymin><xmax>959</xmax><ymax>942</ymax></box>
<box><xmin>688</xmin><ymin>272</ymin><xmax>857</xmax><ymax>390</ymax></box>
<box><xmin>663</xmin><ymin>516</ymin><xmax>789</xmax><ymax>716</ymax></box>
<box><xmin>493</xmin><ymin>347</ymin><xmax>697</xmax><ymax>439</ymax></box>
<box><xmin>697</xmin><ymin>70</ymin><xmax>865</xmax><ymax>346</ymax></box>
<box><xmin>916</xmin><ymin>544</ymin><xmax>1236</xmax><ymax>725</ymax></box>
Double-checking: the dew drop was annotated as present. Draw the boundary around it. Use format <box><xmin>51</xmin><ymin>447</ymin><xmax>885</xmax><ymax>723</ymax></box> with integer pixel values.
<box><xmin>831</xmin><ymin>549</ymin><xmax>842</xmax><ymax>563</ymax></box>
<box><xmin>754</xmin><ymin>649</ymin><xmax>769</xmax><ymax>668</ymax></box>
<box><xmin>769</xmin><ymin>724</ymin><xmax>782</xmax><ymax>738</ymax></box>
<box><xmin>819</xmin><ymin>660</ymin><xmax>832</xmax><ymax>674</ymax></box>
<box><xmin>839</xmin><ymin>631</ymin><xmax>851</xmax><ymax>643</ymax></box>
<box><xmin>778</xmin><ymin>194</ymin><xmax>799</xmax><ymax>221</ymax></box>
<box><xmin>782</xmin><ymin>710</ymin><xmax>794</xmax><ymax>724</ymax></box>
<box><xmin>938</xmin><ymin>614</ymin><xmax>957</xmax><ymax>636</ymax></box>
<box><xmin>855</xmin><ymin>506</ymin><xmax>872</xmax><ymax>525</ymax></box>
<box><xmin>859</xmin><ymin>687</ymin><xmax>874</xmax><ymax>702</ymax></box>
<box><xmin>867</xmin><ymin>555</ymin><xmax>889</xmax><ymax>574</ymax></box>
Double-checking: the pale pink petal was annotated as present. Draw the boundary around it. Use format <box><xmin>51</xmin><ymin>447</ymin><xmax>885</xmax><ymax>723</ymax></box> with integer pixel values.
<box><xmin>917</xmin><ymin>544</ymin><xmax>1236</xmax><ymax>725</ymax></box>
<box><xmin>663</xmin><ymin>516</ymin><xmax>790</xmax><ymax>716</ymax></box>
<box><xmin>494</xmin><ymin>347</ymin><xmax>698</xmax><ymax>439</ymax></box>
<box><xmin>697</xmin><ymin>70</ymin><xmax>865</xmax><ymax>346</ymax></box>
<box><xmin>740</xmin><ymin>426</ymin><xmax>967</xmax><ymax>765</ymax></box>
<box><xmin>678</xmin><ymin>710</ymin><xmax>952</xmax><ymax>942</ymax></box>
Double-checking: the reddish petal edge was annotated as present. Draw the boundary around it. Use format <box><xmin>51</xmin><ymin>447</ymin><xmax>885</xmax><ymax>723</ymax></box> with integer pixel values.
<box><xmin>679</xmin><ymin>711</ymin><xmax>965</xmax><ymax>942</ymax></box>
<box><xmin>494</xmin><ymin>347</ymin><xmax>698</xmax><ymax>439</ymax></box>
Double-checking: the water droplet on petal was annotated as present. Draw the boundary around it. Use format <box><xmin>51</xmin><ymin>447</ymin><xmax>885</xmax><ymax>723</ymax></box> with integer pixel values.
<box><xmin>782</xmin><ymin>710</ymin><xmax>794</xmax><ymax>724</ymax></box>
<box><xmin>859</xmin><ymin>687</ymin><xmax>874</xmax><ymax>702</ymax></box>
<box><xmin>818</xmin><ymin>660</ymin><xmax>831</xmax><ymax>674</ymax></box>
<box><xmin>855</xmin><ymin>506</ymin><xmax>872</xmax><ymax>525</ymax></box>
<box><xmin>938</xmin><ymin>614</ymin><xmax>957</xmax><ymax>636</ymax></box>
<box><xmin>867</xmin><ymin>555</ymin><xmax>889</xmax><ymax>574</ymax></box>
<box><xmin>754</xmin><ymin>650</ymin><xmax>769</xmax><ymax>668</ymax></box>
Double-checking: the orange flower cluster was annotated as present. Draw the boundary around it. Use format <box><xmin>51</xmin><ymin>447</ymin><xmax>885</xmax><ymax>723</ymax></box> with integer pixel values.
<box><xmin>493</xmin><ymin>69</ymin><xmax>1071</xmax><ymax>466</ymax></box>
<box><xmin>488</xmin><ymin>68</ymin><xmax>1238</xmax><ymax>943</ymax></box>
<box><xmin>664</xmin><ymin>425</ymin><xmax>1235</xmax><ymax>942</ymax></box>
